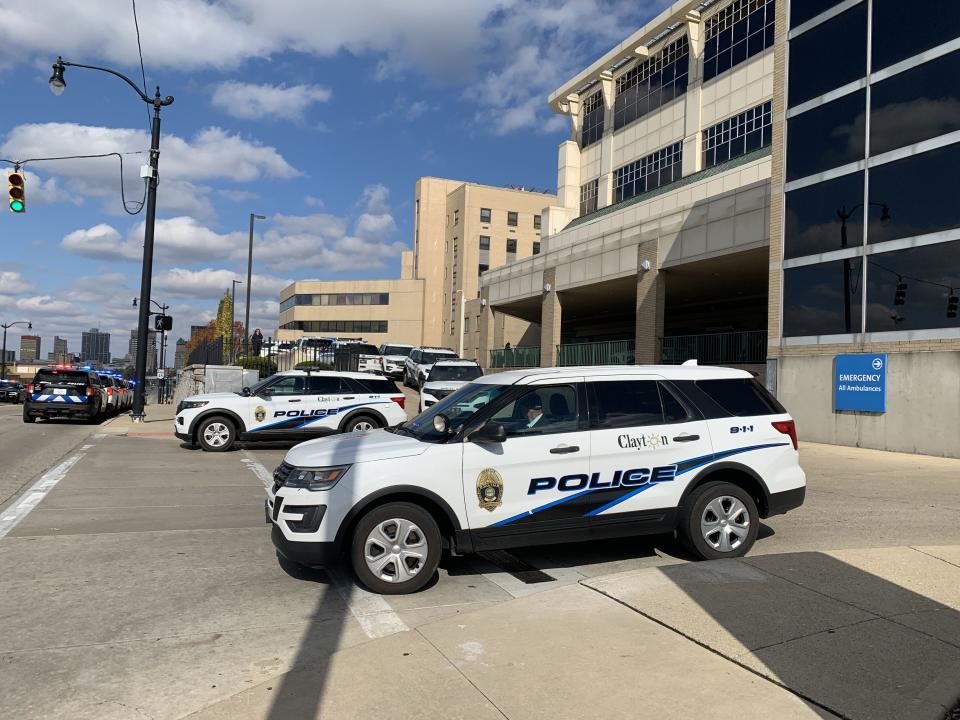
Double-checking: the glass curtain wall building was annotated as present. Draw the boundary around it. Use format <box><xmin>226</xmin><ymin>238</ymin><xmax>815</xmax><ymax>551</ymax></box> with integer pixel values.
<box><xmin>770</xmin><ymin>0</ymin><xmax>960</xmax><ymax>456</ymax></box>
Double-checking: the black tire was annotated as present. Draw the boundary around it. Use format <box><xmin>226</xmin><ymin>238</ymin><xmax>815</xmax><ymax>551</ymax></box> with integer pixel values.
<box><xmin>402</xmin><ymin>369</ymin><xmax>411</xmax><ymax>388</ymax></box>
<box><xmin>350</xmin><ymin>502</ymin><xmax>441</xmax><ymax>595</ymax></box>
<box><xmin>22</xmin><ymin>410</ymin><xmax>36</xmax><ymax>423</ymax></box>
<box><xmin>343</xmin><ymin>414</ymin><xmax>380</xmax><ymax>433</ymax></box>
<box><xmin>196</xmin><ymin>415</ymin><xmax>236</xmax><ymax>452</ymax></box>
<box><xmin>680</xmin><ymin>481</ymin><xmax>759</xmax><ymax>560</ymax></box>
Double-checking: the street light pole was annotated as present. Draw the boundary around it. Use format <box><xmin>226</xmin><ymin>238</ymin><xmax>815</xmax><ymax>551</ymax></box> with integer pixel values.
<box><xmin>50</xmin><ymin>57</ymin><xmax>174</xmax><ymax>422</ymax></box>
<box><xmin>837</xmin><ymin>202</ymin><xmax>890</xmax><ymax>334</ymax></box>
<box><xmin>244</xmin><ymin>213</ymin><xmax>266</xmax><ymax>359</ymax></box>
<box><xmin>231</xmin><ymin>279</ymin><xmax>243</xmax><ymax>362</ymax></box>
<box><xmin>1</xmin><ymin>321</ymin><xmax>32</xmax><ymax>380</ymax></box>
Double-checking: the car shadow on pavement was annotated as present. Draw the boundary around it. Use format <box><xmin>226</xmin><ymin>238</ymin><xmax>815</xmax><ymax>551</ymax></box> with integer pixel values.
<box><xmin>590</xmin><ymin>550</ymin><xmax>960</xmax><ymax>719</ymax></box>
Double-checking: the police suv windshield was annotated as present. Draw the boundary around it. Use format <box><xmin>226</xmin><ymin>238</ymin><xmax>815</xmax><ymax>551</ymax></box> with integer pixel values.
<box><xmin>428</xmin><ymin>365</ymin><xmax>482</xmax><ymax>382</ymax></box>
<box><xmin>396</xmin><ymin>382</ymin><xmax>507</xmax><ymax>442</ymax></box>
<box><xmin>382</xmin><ymin>345</ymin><xmax>412</xmax><ymax>357</ymax></box>
<box><xmin>421</xmin><ymin>351</ymin><xmax>457</xmax><ymax>364</ymax></box>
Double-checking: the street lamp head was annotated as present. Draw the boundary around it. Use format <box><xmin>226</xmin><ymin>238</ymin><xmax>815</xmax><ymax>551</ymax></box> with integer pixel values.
<box><xmin>879</xmin><ymin>203</ymin><xmax>891</xmax><ymax>224</ymax></box>
<box><xmin>49</xmin><ymin>59</ymin><xmax>66</xmax><ymax>96</ymax></box>
<box><xmin>132</xmin><ymin>298</ymin><xmax>138</xmax><ymax>307</ymax></box>
<box><xmin>253</xmin><ymin>214</ymin><xmax>266</xmax><ymax>220</ymax></box>
<box><xmin>27</xmin><ymin>322</ymin><xmax>32</xmax><ymax>330</ymax></box>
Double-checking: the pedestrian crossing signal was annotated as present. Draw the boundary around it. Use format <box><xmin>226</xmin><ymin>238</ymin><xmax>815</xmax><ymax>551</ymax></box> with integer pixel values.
<box><xmin>7</xmin><ymin>171</ymin><xmax>25</xmax><ymax>213</ymax></box>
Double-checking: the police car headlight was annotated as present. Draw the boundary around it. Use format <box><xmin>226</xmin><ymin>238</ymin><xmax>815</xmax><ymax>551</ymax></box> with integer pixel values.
<box><xmin>179</xmin><ymin>400</ymin><xmax>209</xmax><ymax>410</ymax></box>
<box><xmin>285</xmin><ymin>465</ymin><xmax>351</xmax><ymax>491</ymax></box>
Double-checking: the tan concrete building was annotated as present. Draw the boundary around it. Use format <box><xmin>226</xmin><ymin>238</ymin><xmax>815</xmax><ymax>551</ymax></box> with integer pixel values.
<box><xmin>278</xmin><ymin>179</ymin><xmax>556</xmax><ymax>353</ymax></box>
<box><xmin>479</xmin><ymin>0</ymin><xmax>776</xmax><ymax>374</ymax></box>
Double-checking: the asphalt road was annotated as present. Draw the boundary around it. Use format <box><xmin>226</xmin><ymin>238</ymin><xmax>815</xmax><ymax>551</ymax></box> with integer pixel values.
<box><xmin>0</xmin><ymin>402</ymin><xmax>108</xmax><ymax>509</ymax></box>
<box><xmin>1</xmin><ymin>397</ymin><xmax>959</xmax><ymax>719</ymax></box>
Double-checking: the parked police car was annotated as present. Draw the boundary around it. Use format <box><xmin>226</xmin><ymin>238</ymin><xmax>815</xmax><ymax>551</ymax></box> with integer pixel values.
<box><xmin>267</xmin><ymin>363</ymin><xmax>805</xmax><ymax>594</ymax></box>
<box><xmin>403</xmin><ymin>346</ymin><xmax>458</xmax><ymax>389</ymax></box>
<box><xmin>419</xmin><ymin>359</ymin><xmax>483</xmax><ymax>412</ymax></box>
<box><xmin>175</xmin><ymin>370</ymin><xmax>407</xmax><ymax>452</ymax></box>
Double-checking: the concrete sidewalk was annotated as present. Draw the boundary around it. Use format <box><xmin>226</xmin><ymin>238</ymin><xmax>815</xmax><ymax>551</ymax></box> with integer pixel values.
<box><xmin>188</xmin><ymin>546</ymin><xmax>960</xmax><ymax>720</ymax></box>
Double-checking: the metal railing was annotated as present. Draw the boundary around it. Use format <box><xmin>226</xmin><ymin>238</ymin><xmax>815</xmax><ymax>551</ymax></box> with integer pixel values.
<box><xmin>557</xmin><ymin>339</ymin><xmax>635</xmax><ymax>367</ymax></box>
<box><xmin>661</xmin><ymin>330</ymin><xmax>767</xmax><ymax>365</ymax></box>
<box><xmin>489</xmin><ymin>346</ymin><xmax>541</xmax><ymax>368</ymax></box>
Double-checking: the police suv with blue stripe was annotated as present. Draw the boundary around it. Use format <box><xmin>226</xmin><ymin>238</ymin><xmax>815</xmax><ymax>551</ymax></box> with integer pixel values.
<box><xmin>267</xmin><ymin>363</ymin><xmax>806</xmax><ymax>594</ymax></box>
<box><xmin>175</xmin><ymin>370</ymin><xmax>407</xmax><ymax>452</ymax></box>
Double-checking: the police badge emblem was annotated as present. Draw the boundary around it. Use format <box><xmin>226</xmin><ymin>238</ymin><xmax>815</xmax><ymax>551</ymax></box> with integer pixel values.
<box><xmin>476</xmin><ymin>468</ymin><xmax>504</xmax><ymax>512</ymax></box>
<box><xmin>255</xmin><ymin>405</ymin><xmax>266</xmax><ymax>422</ymax></box>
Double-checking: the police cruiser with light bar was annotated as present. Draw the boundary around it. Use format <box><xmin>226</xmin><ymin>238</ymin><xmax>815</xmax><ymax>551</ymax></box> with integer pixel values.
<box><xmin>267</xmin><ymin>363</ymin><xmax>806</xmax><ymax>595</ymax></box>
<box><xmin>175</xmin><ymin>370</ymin><xmax>407</xmax><ymax>452</ymax></box>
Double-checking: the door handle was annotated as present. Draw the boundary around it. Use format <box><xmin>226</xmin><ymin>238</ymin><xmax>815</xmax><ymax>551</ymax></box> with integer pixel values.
<box><xmin>288</xmin><ymin>399</ymin><xmax>301</xmax><ymax>403</ymax></box>
<box><xmin>550</xmin><ymin>445</ymin><xmax>580</xmax><ymax>454</ymax></box>
<box><xmin>672</xmin><ymin>434</ymin><xmax>700</xmax><ymax>442</ymax></box>
<box><xmin>342</xmin><ymin>396</ymin><xmax>355</xmax><ymax>400</ymax></box>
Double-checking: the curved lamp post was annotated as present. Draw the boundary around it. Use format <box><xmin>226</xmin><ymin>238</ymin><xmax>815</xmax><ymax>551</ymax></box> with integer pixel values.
<box><xmin>50</xmin><ymin>56</ymin><xmax>173</xmax><ymax>421</ymax></box>
<box><xmin>1</xmin><ymin>320</ymin><xmax>32</xmax><ymax>380</ymax></box>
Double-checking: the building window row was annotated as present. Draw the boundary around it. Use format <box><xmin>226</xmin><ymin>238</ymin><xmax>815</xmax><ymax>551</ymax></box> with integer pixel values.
<box><xmin>280</xmin><ymin>320</ymin><xmax>389</xmax><ymax>334</ymax></box>
<box><xmin>580</xmin><ymin>178</ymin><xmax>598</xmax><ymax>217</ymax></box>
<box><xmin>280</xmin><ymin>293</ymin><xmax>390</xmax><ymax>312</ymax></box>
<box><xmin>704</xmin><ymin>0</ymin><xmax>775</xmax><ymax>83</ymax></box>
<box><xmin>614</xmin><ymin>34</ymin><xmax>689</xmax><ymax>131</ymax></box>
<box><xmin>703</xmin><ymin>101</ymin><xmax>771</xmax><ymax>169</ymax></box>
<box><xmin>614</xmin><ymin>142</ymin><xmax>683</xmax><ymax>203</ymax></box>
<box><xmin>580</xmin><ymin>90</ymin><xmax>605</xmax><ymax>148</ymax></box>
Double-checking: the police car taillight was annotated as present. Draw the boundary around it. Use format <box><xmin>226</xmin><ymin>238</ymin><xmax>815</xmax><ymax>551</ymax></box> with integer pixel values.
<box><xmin>772</xmin><ymin>420</ymin><xmax>798</xmax><ymax>450</ymax></box>
<box><xmin>107</xmin><ymin>387</ymin><xmax>114</xmax><ymax>396</ymax></box>
<box><xmin>26</xmin><ymin>384</ymin><xmax>34</xmax><ymax>394</ymax></box>
<box><xmin>86</xmin><ymin>386</ymin><xmax>96</xmax><ymax>397</ymax></box>
<box><xmin>391</xmin><ymin>395</ymin><xmax>405</xmax><ymax>409</ymax></box>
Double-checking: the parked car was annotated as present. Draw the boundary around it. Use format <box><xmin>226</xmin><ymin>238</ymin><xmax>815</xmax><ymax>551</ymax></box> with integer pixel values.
<box><xmin>267</xmin><ymin>363</ymin><xmax>805</xmax><ymax>594</ymax></box>
<box><xmin>0</xmin><ymin>380</ymin><xmax>22</xmax><ymax>403</ymax></box>
<box><xmin>403</xmin><ymin>346</ymin><xmax>458</xmax><ymax>390</ymax></box>
<box><xmin>419</xmin><ymin>359</ymin><xmax>483</xmax><ymax>412</ymax></box>
<box><xmin>345</xmin><ymin>342</ymin><xmax>385</xmax><ymax>375</ymax></box>
<box><xmin>174</xmin><ymin>370</ymin><xmax>407</xmax><ymax>452</ymax></box>
<box><xmin>23</xmin><ymin>368</ymin><xmax>107</xmax><ymax>423</ymax></box>
<box><xmin>378</xmin><ymin>343</ymin><xmax>414</xmax><ymax>379</ymax></box>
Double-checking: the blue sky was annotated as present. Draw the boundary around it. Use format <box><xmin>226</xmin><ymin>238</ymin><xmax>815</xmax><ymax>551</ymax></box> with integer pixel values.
<box><xmin>0</xmin><ymin>0</ymin><xmax>658</xmax><ymax>360</ymax></box>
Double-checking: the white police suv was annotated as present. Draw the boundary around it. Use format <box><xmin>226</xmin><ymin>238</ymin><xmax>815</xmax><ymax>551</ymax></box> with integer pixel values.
<box><xmin>419</xmin><ymin>359</ymin><xmax>483</xmax><ymax>412</ymax></box>
<box><xmin>267</xmin><ymin>363</ymin><xmax>805</xmax><ymax>594</ymax></box>
<box><xmin>175</xmin><ymin>370</ymin><xmax>407</xmax><ymax>452</ymax></box>
<box><xmin>403</xmin><ymin>346</ymin><xmax>458</xmax><ymax>389</ymax></box>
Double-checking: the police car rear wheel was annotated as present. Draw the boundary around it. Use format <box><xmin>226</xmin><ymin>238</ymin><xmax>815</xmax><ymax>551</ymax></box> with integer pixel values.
<box><xmin>345</xmin><ymin>415</ymin><xmax>378</xmax><ymax>433</ymax></box>
<box><xmin>198</xmin><ymin>417</ymin><xmax>236</xmax><ymax>452</ymax></box>
<box><xmin>351</xmin><ymin>502</ymin><xmax>440</xmax><ymax>595</ymax></box>
<box><xmin>22</xmin><ymin>411</ymin><xmax>36</xmax><ymax>423</ymax></box>
<box><xmin>682</xmin><ymin>481</ymin><xmax>758</xmax><ymax>560</ymax></box>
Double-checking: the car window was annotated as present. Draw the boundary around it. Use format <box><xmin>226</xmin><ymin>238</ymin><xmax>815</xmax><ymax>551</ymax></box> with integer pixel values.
<box><xmin>355</xmin><ymin>377</ymin><xmax>400</xmax><ymax>394</ymax></box>
<box><xmin>428</xmin><ymin>365</ymin><xmax>482</xmax><ymax>382</ymax></box>
<box><xmin>590</xmin><ymin>380</ymin><xmax>663</xmax><ymax>429</ymax></box>
<box><xmin>353</xmin><ymin>344</ymin><xmax>380</xmax><ymax>355</ymax></box>
<box><xmin>268</xmin><ymin>376</ymin><xmax>306</xmax><ymax>396</ymax></box>
<box><xmin>382</xmin><ymin>345</ymin><xmax>412</xmax><ymax>357</ymax></box>
<box><xmin>306</xmin><ymin>377</ymin><xmax>342</xmax><ymax>395</ymax></box>
<box><xmin>401</xmin><ymin>383</ymin><xmax>509</xmax><ymax>443</ymax></box>
<box><xmin>492</xmin><ymin>385</ymin><xmax>579</xmax><ymax>437</ymax></box>
<box><xmin>34</xmin><ymin>370</ymin><xmax>90</xmax><ymax>386</ymax></box>
<box><xmin>659</xmin><ymin>382</ymin><xmax>692</xmax><ymax>423</ymax></box>
<box><xmin>695</xmin><ymin>378</ymin><xmax>785</xmax><ymax>417</ymax></box>
<box><xmin>421</xmin><ymin>351</ymin><xmax>457</xmax><ymax>364</ymax></box>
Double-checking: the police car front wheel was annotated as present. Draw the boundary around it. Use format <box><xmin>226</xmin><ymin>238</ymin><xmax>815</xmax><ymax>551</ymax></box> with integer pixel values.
<box><xmin>197</xmin><ymin>416</ymin><xmax>236</xmax><ymax>452</ymax></box>
<box><xmin>350</xmin><ymin>502</ymin><xmax>441</xmax><ymax>595</ymax></box>
<box><xmin>681</xmin><ymin>481</ymin><xmax>759</xmax><ymax>560</ymax></box>
<box><xmin>345</xmin><ymin>415</ymin><xmax>378</xmax><ymax>433</ymax></box>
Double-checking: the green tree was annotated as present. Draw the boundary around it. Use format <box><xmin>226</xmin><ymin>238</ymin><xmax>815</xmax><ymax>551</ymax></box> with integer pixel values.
<box><xmin>215</xmin><ymin>290</ymin><xmax>233</xmax><ymax>359</ymax></box>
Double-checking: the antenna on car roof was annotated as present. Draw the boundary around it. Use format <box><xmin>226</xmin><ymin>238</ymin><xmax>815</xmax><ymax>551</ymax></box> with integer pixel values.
<box><xmin>681</xmin><ymin>359</ymin><xmax>698</xmax><ymax>366</ymax></box>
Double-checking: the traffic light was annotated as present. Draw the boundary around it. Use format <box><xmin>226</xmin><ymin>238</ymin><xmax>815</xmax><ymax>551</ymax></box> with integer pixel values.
<box><xmin>894</xmin><ymin>279</ymin><xmax>907</xmax><ymax>306</ymax></box>
<box><xmin>154</xmin><ymin>314</ymin><xmax>173</xmax><ymax>331</ymax></box>
<box><xmin>7</xmin><ymin>170</ymin><xmax>25</xmax><ymax>213</ymax></box>
<box><xmin>948</xmin><ymin>293</ymin><xmax>958</xmax><ymax>319</ymax></box>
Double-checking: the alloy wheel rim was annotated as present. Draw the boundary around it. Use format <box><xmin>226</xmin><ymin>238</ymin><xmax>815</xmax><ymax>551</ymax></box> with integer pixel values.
<box><xmin>203</xmin><ymin>422</ymin><xmax>230</xmax><ymax>447</ymax></box>
<box><xmin>364</xmin><ymin>518</ymin><xmax>427</xmax><ymax>583</ymax></box>
<box><xmin>700</xmin><ymin>495</ymin><xmax>749</xmax><ymax>552</ymax></box>
<box><xmin>352</xmin><ymin>420</ymin><xmax>373</xmax><ymax>432</ymax></box>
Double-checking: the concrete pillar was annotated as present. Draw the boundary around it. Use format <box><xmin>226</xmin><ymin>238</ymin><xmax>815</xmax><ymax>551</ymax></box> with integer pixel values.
<box><xmin>478</xmin><ymin>288</ymin><xmax>495</xmax><ymax>369</ymax></box>
<box><xmin>598</xmin><ymin>70</ymin><xmax>616</xmax><ymax>208</ymax></box>
<box><xmin>556</xmin><ymin>140</ymin><xmax>582</xmax><ymax>213</ymax></box>
<box><xmin>635</xmin><ymin>241</ymin><xmax>665</xmax><ymax>365</ymax></box>
<box><xmin>540</xmin><ymin>268</ymin><xmax>562</xmax><ymax>367</ymax></box>
<box><xmin>682</xmin><ymin>11</ymin><xmax>705</xmax><ymax>178</ymax></box>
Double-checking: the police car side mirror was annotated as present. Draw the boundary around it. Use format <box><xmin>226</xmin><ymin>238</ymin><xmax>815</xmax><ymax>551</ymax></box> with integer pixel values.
<box><xmin>241</xmin><ymin>387</ymin><xmax>252</xmax><ymax>397</ymax></box>
<box><xmin>470</xmin><ymin>421</ymin><xmax>506</xmax><ymax>444</ymax></box>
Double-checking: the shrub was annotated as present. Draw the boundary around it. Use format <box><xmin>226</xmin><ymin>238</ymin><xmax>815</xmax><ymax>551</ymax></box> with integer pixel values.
<box><xmin>235</xmin><ymin>356</ymin><xmax>277</xmax><ymax>376</ymax></box>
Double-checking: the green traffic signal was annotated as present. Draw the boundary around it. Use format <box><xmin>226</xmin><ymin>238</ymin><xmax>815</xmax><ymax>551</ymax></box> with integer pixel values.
<box><xmin>10</xmin><ymin>199</ymin><xmax>24</xmax><ymax>213</ymax></box>
<box><xmin>8</xmin><ymin>171</ymin><xmax>25</xmax><ymax>213</ymax></box>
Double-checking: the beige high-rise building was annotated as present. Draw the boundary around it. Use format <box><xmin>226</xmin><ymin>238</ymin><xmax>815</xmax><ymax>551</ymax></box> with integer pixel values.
<box><xmin>278</xmin><ymin>178</ymin><xmax>556</xmax><ymax>354</ymax></box>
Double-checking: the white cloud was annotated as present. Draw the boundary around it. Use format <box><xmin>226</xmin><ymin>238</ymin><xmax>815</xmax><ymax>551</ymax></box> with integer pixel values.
<box><xmin>376</xmin><ymin>97</ymin><xmax>434</xmax><ymax>122</ymax></box>
<box><xmin>211</xmin><ymin>81</ymin><xmax>333</xmax><ymax>121</ymax></box>
<box><xmin>0</xmin><ymin>271</ymin><xmax>34</xmax><ymax>295</ymax></box>
<box><xmin>153</xmin><ymin>268</ymin><xmax>291</xmax><ymax>300</ymax></box>
<box><xmin>60</xmin><ymin>184</ymin><xmax>406</xmax><ymax>274</ymax></box>
<box><xmin>304</xmin><ymin>195</ymin><xmax>325</xmax><ymax>208</ymax></box>
<box><xmin>1</xmin><ymin>123</ymin><xmax>299</xmax><ymax>216</ymax></box>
